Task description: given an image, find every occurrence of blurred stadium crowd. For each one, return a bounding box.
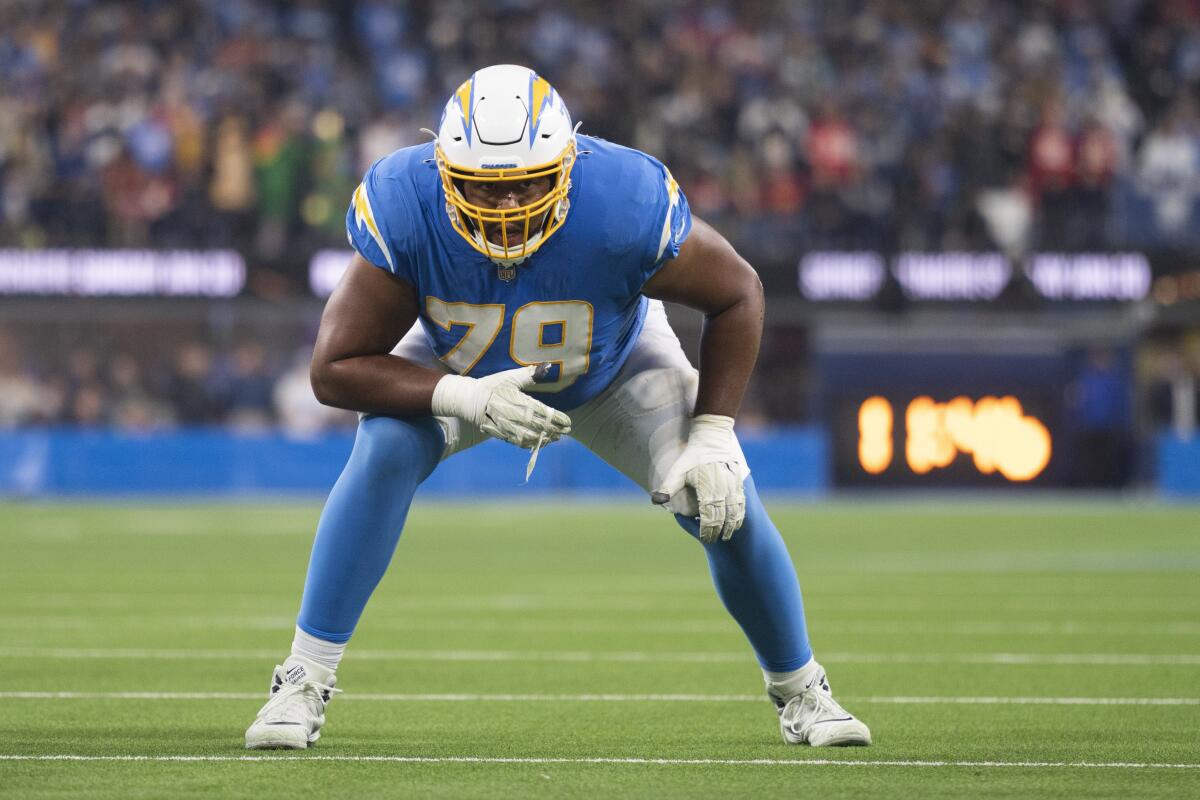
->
[0,322,816,432]
[1,0,1199,452]
[1,322,1196,439]
[6,0,1200,274]
[0,328,355,433]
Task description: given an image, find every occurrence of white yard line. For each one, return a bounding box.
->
[0,754,1197,769]
[822,621,1200,636]
[4,590,1194,615]
[1,647,1198,666]
[856,695,1200,706]
[0,592,704,612]
[3,617,1199,636]
[1,691,1198,706]
[0,617,737,634]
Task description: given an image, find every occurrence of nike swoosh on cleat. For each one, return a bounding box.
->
[810,717,854,725]
[263,722,304,726]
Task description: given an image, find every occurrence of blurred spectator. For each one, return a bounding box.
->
[1136,104,1199,236]
[63,347,104,425]
[225,342,277,431]
[167,342,223,425]
[274,346,354,436]
[108,353,173,431]
[1028,98,1075,250]
[1140,333,1200,440]
[302,109,357,241]
[252,103,309,261]
[805,99,860,247]
[0,331,47,427]
[1069,348,1132,487]
[976,174,1033,257]
[209,114,258,247]
[1073,116,1118,248]
[70,382,109,427]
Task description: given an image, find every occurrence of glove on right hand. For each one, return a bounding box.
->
[431,365,571,449]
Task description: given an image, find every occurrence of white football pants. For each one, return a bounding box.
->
[393,299,747,516]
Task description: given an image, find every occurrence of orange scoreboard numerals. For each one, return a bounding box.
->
[905,396,956,474]
[857,395,1052,482]
[965,396,1053,482]
[857,396,893,474]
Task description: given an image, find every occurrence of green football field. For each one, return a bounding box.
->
[1,498,1198,798]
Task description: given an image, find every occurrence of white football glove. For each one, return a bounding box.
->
[651,414,749,544]
[431,364,571,449]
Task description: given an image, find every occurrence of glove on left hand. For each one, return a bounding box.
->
[652,414,748,543]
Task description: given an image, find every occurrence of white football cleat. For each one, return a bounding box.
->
[245,656,340,750]
[770,664,871,747]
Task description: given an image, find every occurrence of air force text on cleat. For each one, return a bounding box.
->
[244,657,340,750]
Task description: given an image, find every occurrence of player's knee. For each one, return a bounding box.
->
[672,512,703,541]
[672,477,762,543]
[353,415,443,485]
[619,367,697,415]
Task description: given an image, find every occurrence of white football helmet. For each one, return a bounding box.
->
[434,64,577,265]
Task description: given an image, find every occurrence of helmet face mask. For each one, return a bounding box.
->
[436,143,575,262]
[434,65,577,265]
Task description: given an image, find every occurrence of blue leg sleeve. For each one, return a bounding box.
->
[675,477,813,672]
[296,414,444,643]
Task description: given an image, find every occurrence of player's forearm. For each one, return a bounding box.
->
[692,284,764,419]
[310,354,444,416]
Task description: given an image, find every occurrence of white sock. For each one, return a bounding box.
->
[763,657,820,702]
[290,626,346,675]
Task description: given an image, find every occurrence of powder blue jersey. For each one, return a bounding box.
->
[345,134,692,411]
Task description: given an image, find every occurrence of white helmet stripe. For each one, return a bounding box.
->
[435,65,577,266]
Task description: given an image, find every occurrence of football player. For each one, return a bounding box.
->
[245,64,870,750]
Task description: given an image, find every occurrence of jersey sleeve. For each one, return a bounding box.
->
[640,159,693,282]
[345,157,415,283]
